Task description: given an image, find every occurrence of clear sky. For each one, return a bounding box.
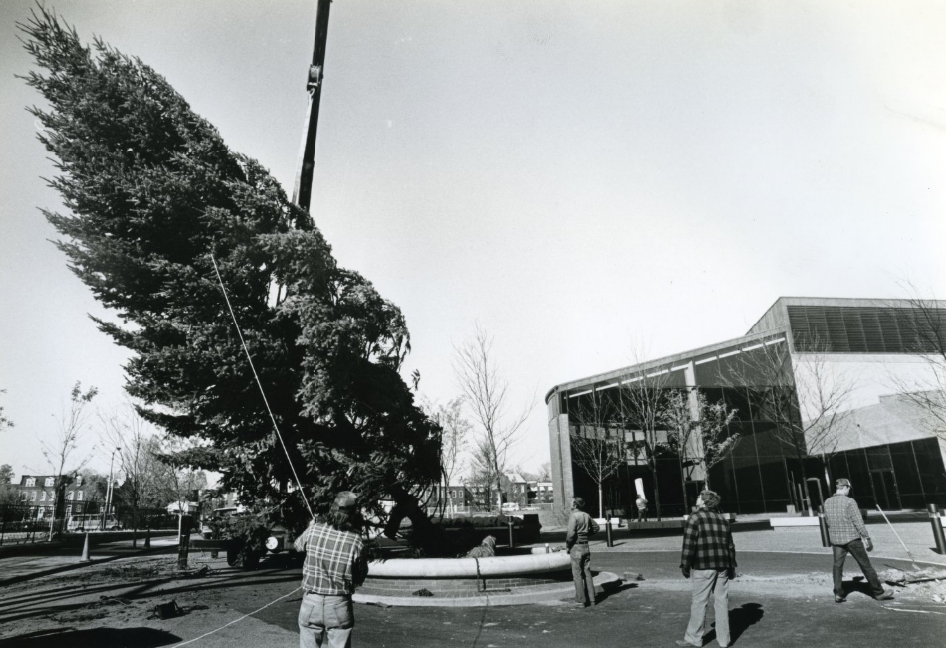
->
[1,1,945,480]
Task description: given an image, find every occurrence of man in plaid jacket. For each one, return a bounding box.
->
[294,491,368,648]
[676,489,736,648]
[824,478,894,602]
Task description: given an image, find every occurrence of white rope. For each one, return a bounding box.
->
[170,586,302,647]
[882,606,946,616]
[209,252,314,520]
[875,505,920,570]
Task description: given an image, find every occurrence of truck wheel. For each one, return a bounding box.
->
[226,547,260,569]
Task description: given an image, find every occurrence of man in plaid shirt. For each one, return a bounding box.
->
[677,489,736,648]
[824,478,893,602]
[294,491,368,648]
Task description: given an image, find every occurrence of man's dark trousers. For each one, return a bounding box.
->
[570,544,595,605]
[833,538,884,597]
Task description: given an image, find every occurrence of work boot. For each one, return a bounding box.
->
[835,594,846,603]
[874,588,895,601]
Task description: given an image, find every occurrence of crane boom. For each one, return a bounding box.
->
[292,0,333,214]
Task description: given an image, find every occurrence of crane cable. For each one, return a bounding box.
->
[209,252,315,520]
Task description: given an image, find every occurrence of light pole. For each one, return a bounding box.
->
[103,447,120,529]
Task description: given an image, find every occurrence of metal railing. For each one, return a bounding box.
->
[0,502,181,545]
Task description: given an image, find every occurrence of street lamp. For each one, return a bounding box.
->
[103,447,120,529]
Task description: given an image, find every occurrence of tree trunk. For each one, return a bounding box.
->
[598,483,603,519]
[678,455,689,514]
[651,463,662,521]
[799,460,813,516]
[384,487,449,556]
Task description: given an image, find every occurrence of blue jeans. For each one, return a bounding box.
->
[833,539,884,597]
[685,569,730,647]
[570,544,595,604]
[298,592,354,648]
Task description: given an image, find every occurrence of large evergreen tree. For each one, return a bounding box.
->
[20,8,441,533]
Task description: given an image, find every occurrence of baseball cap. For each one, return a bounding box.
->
[334,491,358,508]
[836,478,851,488]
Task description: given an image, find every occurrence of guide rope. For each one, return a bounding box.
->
[169,586,303,647]
[209,252,314,520]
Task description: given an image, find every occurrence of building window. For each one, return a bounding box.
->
[45,477,54,487]
[20,492,28,502]
[77,491,84,501]
[76,475,83,486]
[66,505,72,516]
[31,492,37,501]
[25,478,35,487]
[41,491,47,502]
[67,491,74,500]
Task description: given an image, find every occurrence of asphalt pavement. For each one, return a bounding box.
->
[1,521,945,647]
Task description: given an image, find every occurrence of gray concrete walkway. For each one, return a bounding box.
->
[0,534,182,585]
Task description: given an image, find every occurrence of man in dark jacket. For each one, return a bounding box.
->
[565,497,599,607]
[824,478,894,602]
[677,490,736,648]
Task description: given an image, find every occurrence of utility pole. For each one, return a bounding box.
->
[103,447,119,529]
[292,0,334,213]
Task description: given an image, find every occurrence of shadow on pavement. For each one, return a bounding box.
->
[707,602,764,645]
[596,581,638,604]
[0,627,180,647]
[840,577,886,599]
[0,567,299,625]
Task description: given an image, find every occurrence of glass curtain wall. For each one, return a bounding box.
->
[694,341,797,514]
[827,438,946,510]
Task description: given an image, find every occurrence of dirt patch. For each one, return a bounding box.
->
[878,567,946,603]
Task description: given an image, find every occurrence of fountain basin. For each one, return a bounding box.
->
[354,548,621,606]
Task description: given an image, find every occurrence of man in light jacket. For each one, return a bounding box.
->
[565,497,599,607]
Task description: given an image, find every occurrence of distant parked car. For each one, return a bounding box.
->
[200,506,243,539]
[501,502,520,512]
[68,514,121,532]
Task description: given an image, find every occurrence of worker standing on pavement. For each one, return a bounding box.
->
[294,491,369,648]
[823,478,894,602]
[565,497,599,607]
[677,490,736,648]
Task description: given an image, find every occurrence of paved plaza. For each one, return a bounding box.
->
[1,521,944,647]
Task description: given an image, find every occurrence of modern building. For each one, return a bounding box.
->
[547,297,946,517]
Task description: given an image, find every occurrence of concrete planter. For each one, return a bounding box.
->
[367,548,570,578]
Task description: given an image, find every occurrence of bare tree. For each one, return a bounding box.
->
[0,389,13,431]
[569,387,626,517]
[0,392,14,506]
[660,389,739,505]
[0,464,17,506]
[41,382,97,533]
[152,437,208,533]
[100,405,166,545]
[424,397,471,516]
[454,325,532,511]
[794,346,856,486]
[616,367,672,520]
[887,286,946,441]
[730,339,854,515]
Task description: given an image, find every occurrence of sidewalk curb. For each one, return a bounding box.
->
[354,571,621,607]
